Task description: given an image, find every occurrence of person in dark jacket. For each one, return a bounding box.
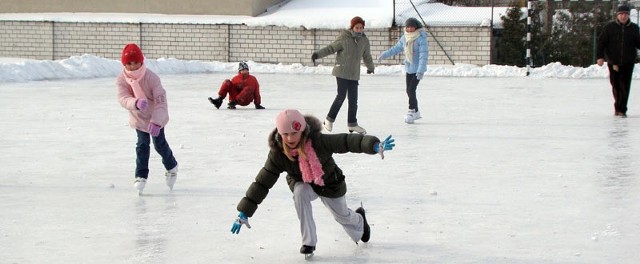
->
[230,109,395,256]
[597,4,640,117]
[311,16,375,134]
[208,62,265,110]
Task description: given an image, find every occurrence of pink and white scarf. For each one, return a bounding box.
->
[290,140,325,186]
[123,64,147,100]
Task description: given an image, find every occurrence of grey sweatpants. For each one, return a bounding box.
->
[293,182,364,247]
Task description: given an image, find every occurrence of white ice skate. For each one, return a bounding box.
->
[404,109,422,124]
[348,125,367,134]
[323,118,333,132]
[134,177,147,195]
[165,165,178,190]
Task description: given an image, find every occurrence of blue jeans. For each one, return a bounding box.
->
[326,77,359,126]
[135,128,178,178]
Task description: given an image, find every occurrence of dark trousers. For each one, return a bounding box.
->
[135,128,178,178]
[405,73,421,111]
[608,63,634,114]
[327,77,359,126]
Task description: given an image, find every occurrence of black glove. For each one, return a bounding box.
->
[311,53,318,63]
[367,69,374,74]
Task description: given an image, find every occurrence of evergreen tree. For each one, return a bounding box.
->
[544,1,612,66]
[499,2,526,66]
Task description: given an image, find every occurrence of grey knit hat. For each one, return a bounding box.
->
[405,17,423,29]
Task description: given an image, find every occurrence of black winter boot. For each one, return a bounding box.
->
[227,101,237,109]
[208,97,223,109]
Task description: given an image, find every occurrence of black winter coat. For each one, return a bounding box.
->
[236,115,380,217]
[597,19,640,65]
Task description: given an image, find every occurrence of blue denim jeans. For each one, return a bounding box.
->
[135,128,178,178]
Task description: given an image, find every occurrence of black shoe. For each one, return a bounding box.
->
[227,102,237,109]
[355,207,370,243]
[208,97,223,109]
[299,245,315,254]
[615,112,627,118]
[255,104,265,109]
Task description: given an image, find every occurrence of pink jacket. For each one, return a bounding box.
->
[116,69,169,132]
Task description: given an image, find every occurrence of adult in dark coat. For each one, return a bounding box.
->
[230,109,395,256]
[597,5,640,117]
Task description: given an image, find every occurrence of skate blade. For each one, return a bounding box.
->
[304,253,314,260]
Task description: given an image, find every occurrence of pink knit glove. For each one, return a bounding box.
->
[136,98,148,111]
[148,123,161,137]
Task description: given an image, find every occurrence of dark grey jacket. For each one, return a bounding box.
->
[236,115,380,217]
[314,29,375,81]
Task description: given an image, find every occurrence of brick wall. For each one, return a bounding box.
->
[0,21,492,66]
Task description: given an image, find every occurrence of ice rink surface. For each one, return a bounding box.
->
[1,73,639,263]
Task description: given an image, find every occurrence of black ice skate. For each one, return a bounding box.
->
[355,207,370,243]
[300,245,315,259]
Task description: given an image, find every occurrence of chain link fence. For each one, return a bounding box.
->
[392,0,636,67]
[392,0,509,65]
[393,0,503,27]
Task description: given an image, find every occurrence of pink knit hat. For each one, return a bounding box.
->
[275,109,306,134]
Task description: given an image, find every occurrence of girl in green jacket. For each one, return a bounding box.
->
[312,16,375,134]
[230,109,394,257]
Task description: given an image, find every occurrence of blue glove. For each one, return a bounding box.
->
[416,72,424,80]
[231,211,251,234]
[373,135,395,159]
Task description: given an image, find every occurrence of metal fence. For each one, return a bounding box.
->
[393,0,504,27]
[393,0,635,67]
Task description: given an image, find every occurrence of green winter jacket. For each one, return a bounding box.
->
[236,115,380,217]
[314,29,375,81]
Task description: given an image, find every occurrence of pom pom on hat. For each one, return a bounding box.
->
[617,5,631,13]
[238,61,249,72]
[350,16,365,29]
[275,109,307,134]
[121,43,144,65]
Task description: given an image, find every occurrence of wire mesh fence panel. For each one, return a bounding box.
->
[391,0,634,67]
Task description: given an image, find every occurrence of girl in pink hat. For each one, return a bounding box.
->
[116,43,179,195]
[230,109,395,258]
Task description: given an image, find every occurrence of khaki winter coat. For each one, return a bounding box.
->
[314,29,375,81]
[236,115,381,217]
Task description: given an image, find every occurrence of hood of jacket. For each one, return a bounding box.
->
[341,29,366,40]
